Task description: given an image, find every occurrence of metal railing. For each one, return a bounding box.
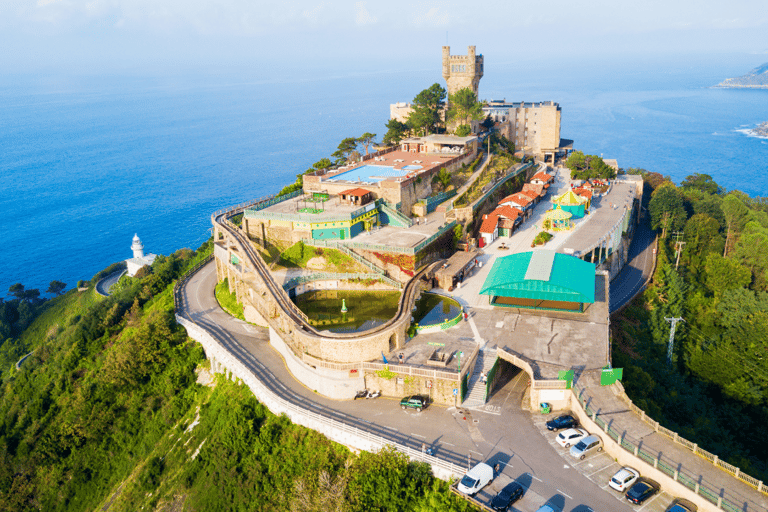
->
[574,381,766,511]
[175,313,465,481]
[282,272,401,291]
[380,203,413,227]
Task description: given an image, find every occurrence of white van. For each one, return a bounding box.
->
[457,462,494,495]
[569,434,603,460]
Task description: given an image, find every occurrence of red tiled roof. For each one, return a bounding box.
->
[499,193,532,208]
[532,172,552,182]
[479,213,499,234]
[493,205,522,220]
[573,187,593,199]
[523,183,545,196]
[340,187,372,197]
[520,189,539,200]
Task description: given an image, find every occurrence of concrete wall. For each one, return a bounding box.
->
[176,314,464,481]
[566,388,721,512]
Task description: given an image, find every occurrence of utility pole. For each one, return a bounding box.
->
[672,232,686,270]
[664,317,684,366]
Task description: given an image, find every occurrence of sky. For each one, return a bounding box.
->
[1,0,767,76]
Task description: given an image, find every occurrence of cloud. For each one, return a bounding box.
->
[411,6,450,28]
[355,2,376,26]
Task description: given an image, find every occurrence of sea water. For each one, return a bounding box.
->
[1,57,766,293]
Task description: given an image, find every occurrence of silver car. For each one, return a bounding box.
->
[569,434,603,460]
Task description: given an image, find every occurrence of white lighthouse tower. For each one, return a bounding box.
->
[126,233,157,277]
[131,233,144,259]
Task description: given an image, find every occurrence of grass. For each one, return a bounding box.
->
[18,287,99,350]
[276,242,367,272]
[215,278,245,320]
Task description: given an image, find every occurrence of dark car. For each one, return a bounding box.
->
[490,482,525,511]
[626,478,660,504]
[400,395,429,411]
[545,414,577,431]
[665,498,697,512]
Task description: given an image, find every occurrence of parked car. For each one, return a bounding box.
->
[490,481,525,511]
[556,428,588,448]
[569,434,603,460]
[609,466,639,492]
[400,395,429,411]
[546,414,577,431]
[626,478,660,504]
[665,498,697,512]
[457,462,494,495]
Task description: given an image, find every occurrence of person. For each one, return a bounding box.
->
[399,353,404,364]
[480,371,487,383]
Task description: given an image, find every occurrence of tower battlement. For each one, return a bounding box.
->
[441,45,484,97]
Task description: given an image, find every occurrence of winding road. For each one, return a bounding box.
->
[180,259,637,512]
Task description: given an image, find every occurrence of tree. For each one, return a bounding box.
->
[454,124,471,137]
[684,214,723,259]
[431,168,452,192]
[681,173,723,195]
[480,115,495,130]
[732,222,768,289]
[7,283,24,301]
[382,119,409,146]
[649,183,687,238]
[331,137,359,165]
[721,194,750,256]
[357,133,377,156]
[313,158,332,171]
[446,88,483,131]
[408,83,446,135]
[47,281,66,296]
[703,253,751,300]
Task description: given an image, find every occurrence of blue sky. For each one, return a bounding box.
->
[2,0,767,74]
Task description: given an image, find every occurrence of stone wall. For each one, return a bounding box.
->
[176,314,465,481]
[364,371,459,406]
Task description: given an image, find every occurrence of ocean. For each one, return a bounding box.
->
[1,55,767,294]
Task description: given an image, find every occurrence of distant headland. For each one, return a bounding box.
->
[715,62,768,88]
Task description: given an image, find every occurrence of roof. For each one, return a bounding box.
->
[545,207,573,220]
[506,193,533,207]
[522,183,545,196]
[520,189,539,201]
[573,187,593,199]
[479,213,500,234]
[401,134,478,145]
[480,251,596,304]
[435,251,479,278]
[554,189,587,206]
[532,171,552,182]
[340,188,372,197]
[493,205,522,220]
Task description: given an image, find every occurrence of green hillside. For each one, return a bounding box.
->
[0,240,475,512]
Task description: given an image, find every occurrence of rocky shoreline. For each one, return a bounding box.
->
[750,122,768,138]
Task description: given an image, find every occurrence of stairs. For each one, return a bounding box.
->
[379,204,413,228]
[461,348,497,408]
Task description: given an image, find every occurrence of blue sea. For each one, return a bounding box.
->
[1,55,767,294]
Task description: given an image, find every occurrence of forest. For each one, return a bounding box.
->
[0,240,476,511]
[613,170,768,482]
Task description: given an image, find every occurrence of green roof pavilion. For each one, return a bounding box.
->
[480,251,596,311]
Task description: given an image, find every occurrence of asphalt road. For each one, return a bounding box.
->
[182,262,644,512]
[609,218,656,313]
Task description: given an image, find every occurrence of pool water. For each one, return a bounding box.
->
[327,164,408,182]
[412,293,462,326]
[293,289,401,333]
[402,164,422,171]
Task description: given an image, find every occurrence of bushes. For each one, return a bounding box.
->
[532,231,553,247]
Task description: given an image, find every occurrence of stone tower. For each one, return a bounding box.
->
[131,233,145,259]
[441,46,484,97]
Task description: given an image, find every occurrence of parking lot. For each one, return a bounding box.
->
[531,414,677,512]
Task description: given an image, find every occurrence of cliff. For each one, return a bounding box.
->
[715,62,768,88]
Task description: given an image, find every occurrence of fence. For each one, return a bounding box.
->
[282,272,401,291]
[305,221,457,256]
[574,381,766,511]
[614,382,766,495]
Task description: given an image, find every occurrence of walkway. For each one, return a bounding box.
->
[179,260,635,512]
[95,269,125,296]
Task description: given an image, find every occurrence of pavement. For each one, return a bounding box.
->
[95,269,125,296]
[181,261,637,512]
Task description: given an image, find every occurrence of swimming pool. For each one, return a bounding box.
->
[327,164,408,182]
[402,164,422,171]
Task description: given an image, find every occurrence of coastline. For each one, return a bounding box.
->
[735,122,768,140]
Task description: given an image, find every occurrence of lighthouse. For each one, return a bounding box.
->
[126,233,157,277]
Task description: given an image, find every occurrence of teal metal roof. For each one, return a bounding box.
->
[480,251,595,303]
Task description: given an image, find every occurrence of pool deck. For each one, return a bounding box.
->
[321,149,458,185]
